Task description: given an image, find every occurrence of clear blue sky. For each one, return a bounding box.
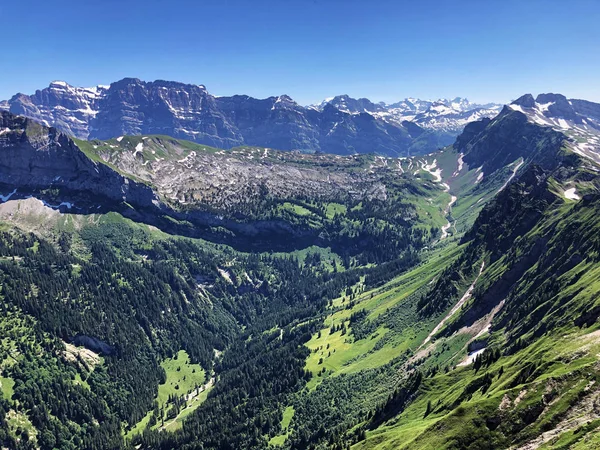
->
[1,0,599,105]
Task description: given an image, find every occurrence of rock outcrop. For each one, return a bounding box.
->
[0,111,156,207]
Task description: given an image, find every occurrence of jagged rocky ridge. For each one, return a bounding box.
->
[2,91,599,248]
[508,93,600,164]
[0,79,445,157]
[0,79,510,157]
[0,111,156,207]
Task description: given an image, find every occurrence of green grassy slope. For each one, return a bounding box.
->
[348,152,600,449]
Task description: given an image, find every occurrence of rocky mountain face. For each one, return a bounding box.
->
[1,91,597,242]
[456,106,567,176]
[0,111,156,207]
[0,81,107,139]
[508,93,600,164]
[76,135,391,214]
[1,79,444,157]
[449,93,600,183]
[311,95,387,114]
[2,91,600,449]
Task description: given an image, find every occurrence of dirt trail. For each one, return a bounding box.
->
[497,159,524,194]
[160,374,216,431]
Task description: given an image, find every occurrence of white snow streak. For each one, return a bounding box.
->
[564,187,580,200]
[458,348,487,367]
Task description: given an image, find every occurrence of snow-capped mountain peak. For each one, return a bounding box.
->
[508,93,600,164]
[313,95,503,133]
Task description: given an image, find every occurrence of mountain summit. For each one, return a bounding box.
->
[507,93,600,164]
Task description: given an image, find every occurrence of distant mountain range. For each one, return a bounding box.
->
[311,95,502,134]
[0,78,501,157]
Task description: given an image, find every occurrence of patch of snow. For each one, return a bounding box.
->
[509,104,526,114]
[133,142,144,157]
[217,268,233,284]
[452,153,464,177]
[430,168,443,182]
[41,200,74,210]
[448,195,457,208]
[76,105,98,116]
[422,159,443,182]
[531,114,554,127]
[458,348,487,367]
[476,172,484,183]
[50,80,69,87]
[441,222,452,240]
[178,151,196,163]
[537,102,554,112]
[564,187,580,200]
[440,195,457,240]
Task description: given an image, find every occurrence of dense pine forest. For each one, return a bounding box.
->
[0,206,430,449]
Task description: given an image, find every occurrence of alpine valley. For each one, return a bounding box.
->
[0,87,600,450]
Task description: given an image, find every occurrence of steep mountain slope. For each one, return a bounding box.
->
[340,98,600,449]
[0,111,157,206]
[2,79,439,157]
[354,170,600,449]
